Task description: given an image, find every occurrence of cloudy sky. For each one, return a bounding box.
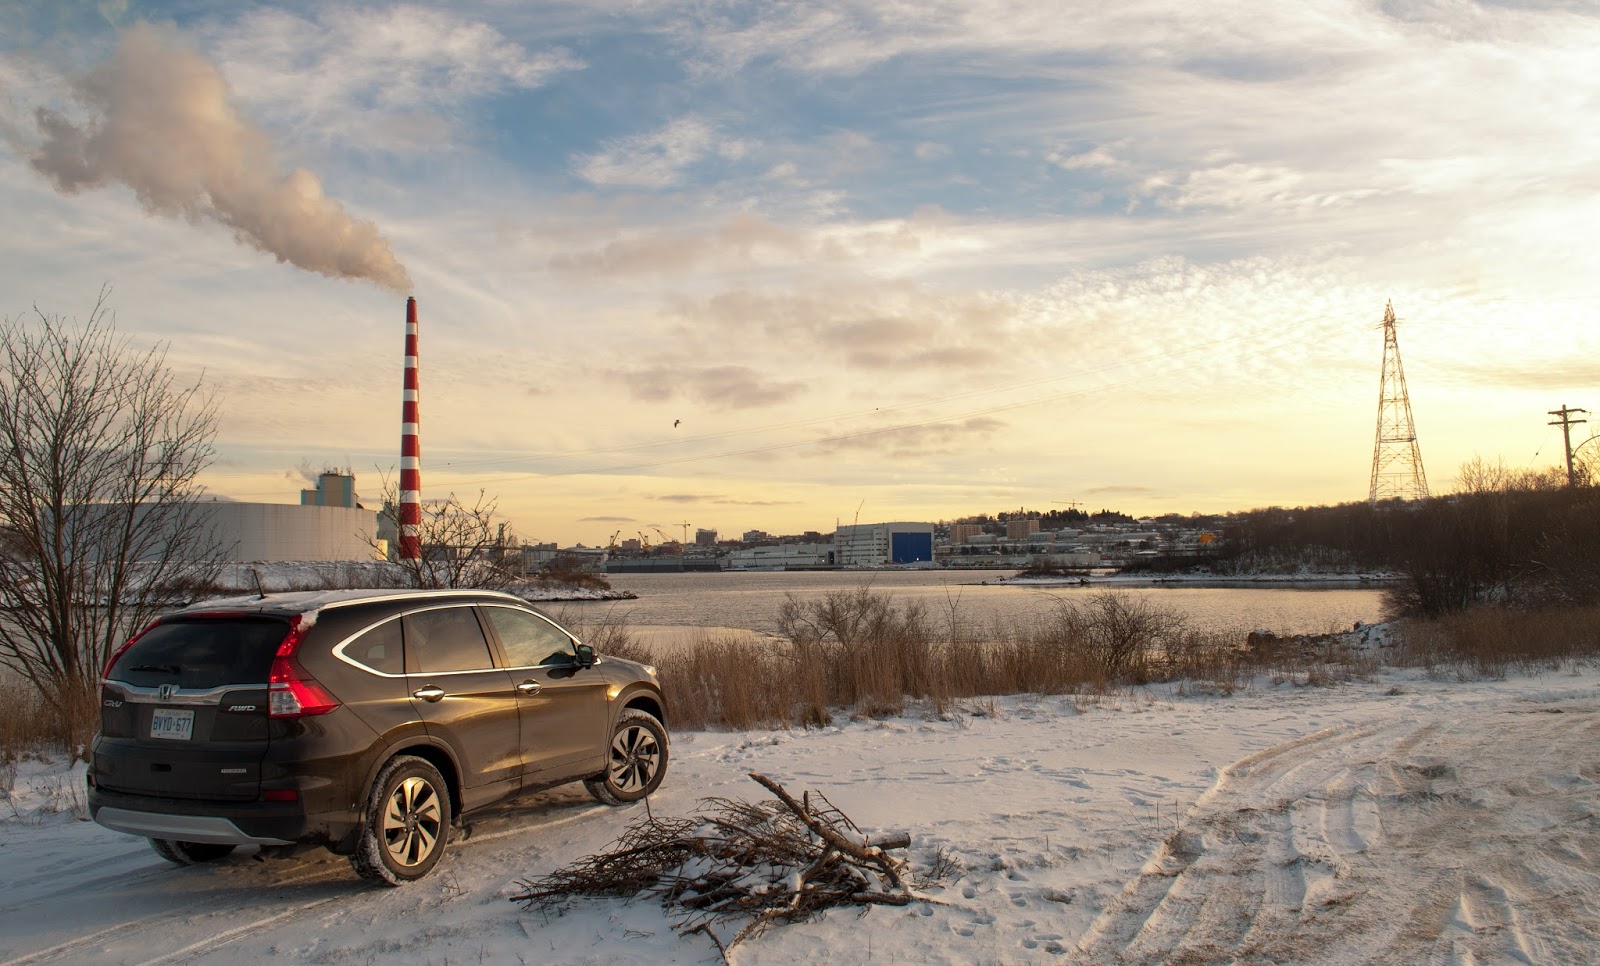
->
[2,0,1596,546]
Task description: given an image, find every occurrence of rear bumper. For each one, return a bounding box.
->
[88,786,359,849]
[92,806,293,846]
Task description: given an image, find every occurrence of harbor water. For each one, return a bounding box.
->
[551,570,1390,647]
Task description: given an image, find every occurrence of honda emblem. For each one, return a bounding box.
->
[158,683,176,701]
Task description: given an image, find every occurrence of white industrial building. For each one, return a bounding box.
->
[834,522,936,567]
[725,542,835,570]
[202,502,379,562]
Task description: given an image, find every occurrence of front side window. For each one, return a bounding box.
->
[483,607,578,668]
[403,607,495,673]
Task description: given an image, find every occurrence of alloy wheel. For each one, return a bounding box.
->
[381,776,443,867]
[608,724,662,793]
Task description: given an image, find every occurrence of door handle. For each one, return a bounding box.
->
[516,680,542,696]
[412,686,446,702]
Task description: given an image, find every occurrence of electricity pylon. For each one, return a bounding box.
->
[1368,300,1429,503]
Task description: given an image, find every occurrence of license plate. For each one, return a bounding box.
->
[150,708,195,741]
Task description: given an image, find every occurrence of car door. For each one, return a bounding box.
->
[479,605,610,780]
[402,605,521,793]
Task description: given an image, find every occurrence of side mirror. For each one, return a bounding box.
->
[574,643,596,667]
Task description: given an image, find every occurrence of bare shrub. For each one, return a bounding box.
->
[546,606,647,664]
[0,680,56,761]
[0,293,222,752]
[569,589,1399,733]
[1391,605,1600,679]
[776,588,938,721]
[533,556,612,592]
[649,637,798,732]
[367,474,521,590]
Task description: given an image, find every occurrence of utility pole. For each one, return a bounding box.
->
[1549,404,1589,487]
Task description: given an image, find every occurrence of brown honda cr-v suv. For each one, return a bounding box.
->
[88,589,668,885]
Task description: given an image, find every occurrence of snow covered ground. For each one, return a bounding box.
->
[3,663,1598,964]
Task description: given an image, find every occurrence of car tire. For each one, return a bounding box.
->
[149,839,237,865]
[583,709,669,805]
[350,755,452,886]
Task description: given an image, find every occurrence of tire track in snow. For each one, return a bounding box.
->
[0,795,617,965]
[1074,700,1600,964]
[0,860,350,966]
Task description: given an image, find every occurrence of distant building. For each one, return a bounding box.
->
[203,472,376,561]
[726,541,834,570]
[834,522,936,567]
[300,471,357,509]
[1005,519,1040,540]
[951,524,984,544]
[202,501,378,562]
[695,528,718,546]
[742,529,771,543]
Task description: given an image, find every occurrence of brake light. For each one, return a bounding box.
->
[262,788,299,802]
[103,619,162,679]
[268,617,339,718]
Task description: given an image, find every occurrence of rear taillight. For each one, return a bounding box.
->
[103,619,162,679]
[268,617,339,718]
[262,788,299,802]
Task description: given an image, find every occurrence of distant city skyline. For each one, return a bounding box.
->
[2,1,1596,547]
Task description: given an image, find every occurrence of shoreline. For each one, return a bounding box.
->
[995,572,1401,588]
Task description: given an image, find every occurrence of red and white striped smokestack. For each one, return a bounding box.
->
[398,297,422,561]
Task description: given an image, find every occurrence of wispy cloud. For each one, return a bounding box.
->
[626,364,805,409]
[4,0,1598,542]
[208,5,582,152]
[574,117,746,188]
[549,212,807,277]
[813,416,1007,456]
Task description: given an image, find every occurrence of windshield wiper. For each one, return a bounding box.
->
[129,664,181,674]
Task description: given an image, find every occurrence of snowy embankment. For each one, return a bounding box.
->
[3,665,1598,964]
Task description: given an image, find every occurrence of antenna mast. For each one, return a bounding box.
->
[1368,300,1429,504]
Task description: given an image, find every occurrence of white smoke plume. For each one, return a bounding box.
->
[30,22,411,293]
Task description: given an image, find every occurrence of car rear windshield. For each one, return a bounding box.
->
[109,616,291,690]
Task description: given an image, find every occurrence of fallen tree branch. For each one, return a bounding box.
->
[748,772,908,890]
[510,774,920,955]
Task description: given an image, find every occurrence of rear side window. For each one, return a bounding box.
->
[483,607,577,668]
[403,608,495,673]
[344,618,404,675]
[109,617,290,689]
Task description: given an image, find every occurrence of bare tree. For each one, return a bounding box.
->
[369,474,520,590]
[0,290,222,748]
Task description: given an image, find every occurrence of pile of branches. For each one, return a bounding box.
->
[510,773,913,956]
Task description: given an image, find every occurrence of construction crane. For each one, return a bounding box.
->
[637,531,651,554]
[606,530,621,552]
[677,521,693,543]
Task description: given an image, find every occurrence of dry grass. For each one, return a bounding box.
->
[1395,604,1600,679]
[591,590,1286,732]
[9,591,1597,755]
[0,680,72,764]
[595,594,1600,733]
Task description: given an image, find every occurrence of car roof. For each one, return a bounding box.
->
[170,588,536,624]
